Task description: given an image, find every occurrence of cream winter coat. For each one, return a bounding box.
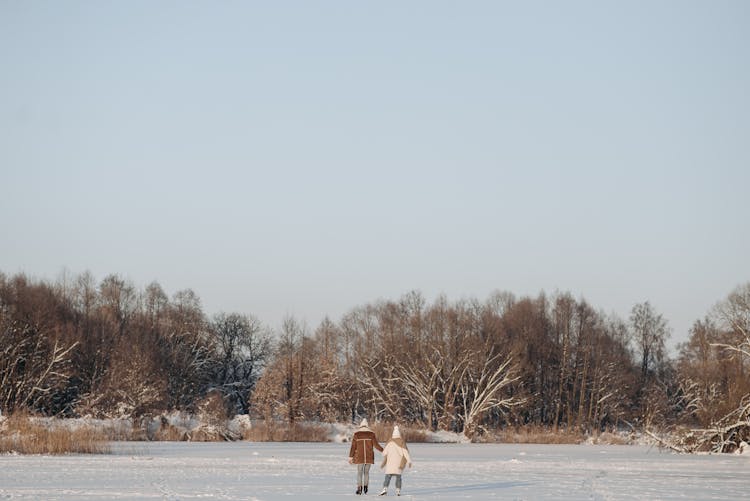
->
[380,438,411,475]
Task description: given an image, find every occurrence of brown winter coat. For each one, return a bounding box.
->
[348,429,383,464]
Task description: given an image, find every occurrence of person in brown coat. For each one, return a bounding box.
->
[348,418,383,495]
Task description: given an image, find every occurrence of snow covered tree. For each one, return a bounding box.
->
[711,283,750,361]
[698,283,750,452]
[0,318,78,414]
[209,312,271,414]
[456,349,520,438]
[0,275,79,414]
[666,284,750,453]
[676,318,727,426]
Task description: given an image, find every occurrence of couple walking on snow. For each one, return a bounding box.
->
[348,418,412,496]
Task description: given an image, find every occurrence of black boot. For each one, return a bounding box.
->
[356,486,362,495]
[364,485,368,494]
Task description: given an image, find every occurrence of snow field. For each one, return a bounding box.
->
[1,443,748,500]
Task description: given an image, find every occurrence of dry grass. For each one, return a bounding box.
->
[242,420,274,441]
[152,418,190,441]
[370,421,391,442]
[243,421,330,442]
[243,421,626,445]
[371,422,430,443]
[484,426,585,444]
[0,413,110,454]
[285,422,330,442]
[401,427,429,443]
[98,419,138,441]
[588,431,630,445]
[1,413,627,448]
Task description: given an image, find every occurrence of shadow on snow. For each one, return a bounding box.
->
[408,481,532,496]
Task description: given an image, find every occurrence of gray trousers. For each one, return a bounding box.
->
[357,464,371,486]
[382,473,402,489]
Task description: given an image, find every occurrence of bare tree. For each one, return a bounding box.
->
[456,349,520,438]
[357,353,407,421]
[305,318,353,422]
[693,283,750,452]
[395,347,446,429]
[280,315,301,424]
[661,284,750,453]
[676,318,727,425]
[552,293,575,430]
[98,274,136,337]
[630,301,670,382]
[210,312,271,414]
[711,283,750,358]
[144,281,168,327]
[0,317,78,414]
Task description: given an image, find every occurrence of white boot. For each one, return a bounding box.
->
[379,487,387,496]
[396,488,401,496]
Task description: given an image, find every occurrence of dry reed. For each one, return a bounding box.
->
[372,422,430,443]
[0,413,110,455]
[484,425,585,444]
[242,421,330,442]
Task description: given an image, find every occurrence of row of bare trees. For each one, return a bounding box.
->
[2,269,748,444]
[251,291,675,437]
[0,271,270,418]
[672,283,750,452]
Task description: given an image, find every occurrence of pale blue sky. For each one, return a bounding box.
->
[1,1,748,348]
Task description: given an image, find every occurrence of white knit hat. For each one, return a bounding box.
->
[359,418,369,428]
[392,425,401,439]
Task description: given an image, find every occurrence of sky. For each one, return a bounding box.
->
[1,1,748,350]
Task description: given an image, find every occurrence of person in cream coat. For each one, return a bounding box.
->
[379,425,412,496]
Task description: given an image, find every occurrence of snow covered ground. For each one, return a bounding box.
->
[1,442,748,500]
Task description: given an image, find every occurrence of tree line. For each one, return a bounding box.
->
[1,270,748,442]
